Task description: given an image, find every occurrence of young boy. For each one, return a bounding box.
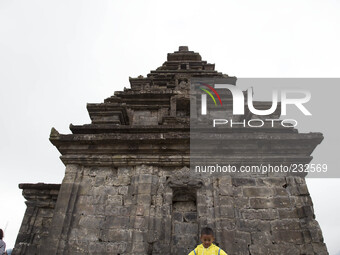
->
[189,227,228,255]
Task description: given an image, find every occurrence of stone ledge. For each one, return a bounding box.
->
[19,183,61,190]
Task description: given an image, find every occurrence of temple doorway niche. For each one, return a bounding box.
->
[176,97,190,117]
[171,188,199,255]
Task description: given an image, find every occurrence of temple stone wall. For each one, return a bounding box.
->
[35,165,327,255]
[12,183,60,255]
[213,175,327,254]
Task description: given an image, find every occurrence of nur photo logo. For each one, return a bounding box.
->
[195,81,312,128]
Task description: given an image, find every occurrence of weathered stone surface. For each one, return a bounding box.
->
[13,47,328,255]
[12,183,60,255]
[243,187,275,197]
[241,208,278,220]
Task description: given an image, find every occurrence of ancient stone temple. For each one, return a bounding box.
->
[13,47,328,254]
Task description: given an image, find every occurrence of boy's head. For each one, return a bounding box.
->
[0,228,3,240]
[200,227,214,248]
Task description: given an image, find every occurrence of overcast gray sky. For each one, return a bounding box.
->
[0,0,339,253]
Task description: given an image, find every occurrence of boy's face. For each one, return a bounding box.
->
[200,234,214,248]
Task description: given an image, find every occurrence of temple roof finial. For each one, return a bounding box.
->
[179,46,189,51]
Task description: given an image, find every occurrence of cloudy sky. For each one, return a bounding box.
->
[0,0,339,253]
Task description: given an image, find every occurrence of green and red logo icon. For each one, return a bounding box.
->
[198,82,223,106]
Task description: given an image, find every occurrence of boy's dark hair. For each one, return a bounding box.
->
[0,228,3,239]
[201,227,214,236]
